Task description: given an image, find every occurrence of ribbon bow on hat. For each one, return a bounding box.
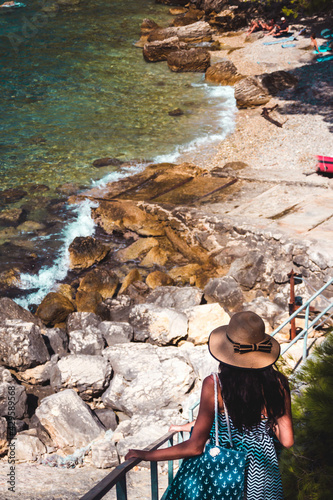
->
[226,334,272,354]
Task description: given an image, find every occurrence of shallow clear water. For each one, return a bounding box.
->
[0,0,236,302]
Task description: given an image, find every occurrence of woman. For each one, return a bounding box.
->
[125,311,294,499]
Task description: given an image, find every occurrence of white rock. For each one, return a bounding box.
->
[185,303,230,345]
[68,328,105,355]
[50,354,112,399]
[129,304,188,345]
[15,433,46,462]
[146,286,203,310]
[91,436,118,469]
[35,389,105,449]
[99,322,133,345]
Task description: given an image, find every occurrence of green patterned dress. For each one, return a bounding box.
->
[163,412,284,500]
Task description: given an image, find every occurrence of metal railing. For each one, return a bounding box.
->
[271,276,333,362]
[81,277,333,500]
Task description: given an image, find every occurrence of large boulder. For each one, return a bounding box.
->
[0,367,27,419]
[204,276,244,312]
[129,304,188,345]
[185,303,229,344]
[146,286,203,309]
[234,76,270,108]
[148,20,212,43]
[78,268,119,300]
[92,200,164,237]
[103,296,133,322]
[68,328,105,355]
[116,237,159,262]
[167,48,210,72]
[36,292,75,326]
[140,18,161,36]
[260,70,299,96]
[75,290,103,314]
[91,435,118,469]
[0,297,43,327]
[35,389,105,449]
[102,344,195,415]
[205,60,243,85]
[0,320,50,370]
[99,322,133,346]
[68,236,109,271]
[143,37,188,62]
[67,312,101,332]
[50,354,112,399]
[209,8,247,32]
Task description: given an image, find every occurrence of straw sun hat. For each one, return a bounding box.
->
[208,311,280,369]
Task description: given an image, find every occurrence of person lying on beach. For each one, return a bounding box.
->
[0,1,16,6]
[247,18,275,36]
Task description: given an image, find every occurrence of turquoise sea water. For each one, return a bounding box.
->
[0,0,236,304]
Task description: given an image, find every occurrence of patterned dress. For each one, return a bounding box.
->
[163,413,284,500]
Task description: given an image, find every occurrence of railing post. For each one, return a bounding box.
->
[303,304,310,361]
[168,436,174,486]
[150,461,158,500]
[116,476,127,500]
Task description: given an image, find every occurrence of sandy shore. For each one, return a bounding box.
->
[207,27,332,186]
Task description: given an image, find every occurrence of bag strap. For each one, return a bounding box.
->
[212,373,234,449]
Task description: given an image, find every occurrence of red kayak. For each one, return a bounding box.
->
[316,155,333,173]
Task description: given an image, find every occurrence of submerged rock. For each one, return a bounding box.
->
[205,60,243,85]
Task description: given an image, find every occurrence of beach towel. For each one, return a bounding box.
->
[263,28,305,45]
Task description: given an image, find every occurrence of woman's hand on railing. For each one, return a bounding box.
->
[125,449,143,460]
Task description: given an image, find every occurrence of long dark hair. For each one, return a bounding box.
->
[218,363,289,430]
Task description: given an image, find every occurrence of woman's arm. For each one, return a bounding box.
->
[125,376,215,461]
[274,387,294,448]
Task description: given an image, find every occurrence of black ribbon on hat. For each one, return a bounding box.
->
[227,334,272,354]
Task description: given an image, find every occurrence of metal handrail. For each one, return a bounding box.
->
[80,431,177,500]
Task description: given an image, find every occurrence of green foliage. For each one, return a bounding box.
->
[280,332,333,499]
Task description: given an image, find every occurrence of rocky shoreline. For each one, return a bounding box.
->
[0,0,333,497]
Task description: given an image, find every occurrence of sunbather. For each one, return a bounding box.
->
[273,17,290,36]
[247,18,275,36]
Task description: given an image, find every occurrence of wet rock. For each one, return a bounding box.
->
[140,18,161,36]
[35,389,105,450]
[27,135,47,145]
[146,286,203,309]
[94,408,117,431]
[0,417,7,455]
[204,276,244,312]
[0,367,27,419]
[15,433,46,462]
[143,37,188,62]
[78,268,119,300]
[116,237,159,262]
[234,76,270,108]
[167,48,210,72]
[99,322,134,346]
[118,269,142,295]
[0,297,43,327]
[42,327,69,358]
[68,236,110,271]
[205,60,243,85]
[92,157,124,168]
[168,107,184,116]
[146,270,174,289]
[56,182,80,196]
[185,303,229,344]
[0,208,26,227]
[91,437,118,469]
[0,188,27,206]
[0,320,50,370]
[75,290,103,315]
[102,344,194,415]
[50,354,111,400]
[0,268,21,291]
[129,304,188,345]
[36,292,75,326]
